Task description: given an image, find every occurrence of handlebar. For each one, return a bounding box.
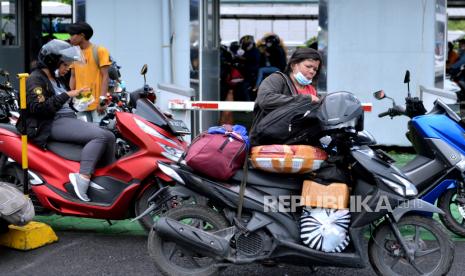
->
[378,105,406,118]
[378,111,390,118]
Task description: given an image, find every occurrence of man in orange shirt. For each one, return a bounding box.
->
[67,22,111,122]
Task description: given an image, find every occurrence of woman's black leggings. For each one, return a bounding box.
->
[50,115,116,174]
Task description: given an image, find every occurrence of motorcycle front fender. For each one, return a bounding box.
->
[391,198,444,222]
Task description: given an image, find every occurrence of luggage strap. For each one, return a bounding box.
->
[236,150,248,221]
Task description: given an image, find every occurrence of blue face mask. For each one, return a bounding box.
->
[294,71,312,86]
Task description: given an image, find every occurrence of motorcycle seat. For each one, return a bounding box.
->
[47,141,83,162]
[400,155,446,192]
[0,123,83,161]
[231,167,304,191]
[176,161,304,191]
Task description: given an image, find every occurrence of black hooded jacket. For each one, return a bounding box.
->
[16,69,70,148]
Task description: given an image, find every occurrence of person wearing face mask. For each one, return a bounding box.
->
[249,48,322,145]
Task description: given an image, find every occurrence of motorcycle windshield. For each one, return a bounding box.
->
[134,98,170,129]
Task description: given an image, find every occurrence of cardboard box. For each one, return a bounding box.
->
[301,180,349,209]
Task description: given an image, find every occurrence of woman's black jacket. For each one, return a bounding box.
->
[249,72,313,145]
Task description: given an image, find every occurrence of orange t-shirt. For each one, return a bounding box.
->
[72,44,111,110]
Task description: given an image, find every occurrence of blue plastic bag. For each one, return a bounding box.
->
[208,124,250,149]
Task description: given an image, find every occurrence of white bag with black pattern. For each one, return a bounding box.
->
[300,207,350,252]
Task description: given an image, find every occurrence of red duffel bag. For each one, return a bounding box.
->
[184,126,247,181]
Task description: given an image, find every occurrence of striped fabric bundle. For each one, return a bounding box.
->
[300,207,351,253]
[250,145,327,174]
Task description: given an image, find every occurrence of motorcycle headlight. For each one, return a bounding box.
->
[134,118,178,147]
[157,142,184,162]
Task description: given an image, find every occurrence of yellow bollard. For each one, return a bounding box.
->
[0,73,58,250]
[17,73,29,195]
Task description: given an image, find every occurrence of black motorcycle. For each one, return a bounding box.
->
[0,69,19,124]
[140,90,454,276]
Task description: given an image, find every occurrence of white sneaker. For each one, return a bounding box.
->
[69,173,90,202]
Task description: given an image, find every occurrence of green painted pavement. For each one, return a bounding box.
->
[34,215,146,236]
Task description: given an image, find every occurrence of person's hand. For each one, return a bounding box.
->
[67,87,90,98]
[311,94,320,102]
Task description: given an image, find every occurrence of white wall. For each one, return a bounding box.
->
[327,0,436,146]
[171,0,191,88]
[85,0,190,96]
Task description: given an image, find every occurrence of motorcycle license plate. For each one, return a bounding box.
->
[168,119,190,135]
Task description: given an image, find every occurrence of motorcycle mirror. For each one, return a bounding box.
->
[404,70,410,84]
[140,64,148,75]
[374,89,396,106]
[140,64,148,86]
[373,90,386,100]
[404,70,411,97]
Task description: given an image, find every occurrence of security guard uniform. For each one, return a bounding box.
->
[16,68,70,148]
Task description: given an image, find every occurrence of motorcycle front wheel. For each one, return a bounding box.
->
[437,188,465,237]
[369,215,454,276]
[147,205,228,276]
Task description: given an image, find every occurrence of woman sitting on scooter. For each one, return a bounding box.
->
[16,39,115,202]
[249,47,322,145]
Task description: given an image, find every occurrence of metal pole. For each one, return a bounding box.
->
[17,73,29,195]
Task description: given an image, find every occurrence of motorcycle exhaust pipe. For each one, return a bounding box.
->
[155,217,230,258]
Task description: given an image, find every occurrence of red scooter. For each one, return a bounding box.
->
[0,65,190,230]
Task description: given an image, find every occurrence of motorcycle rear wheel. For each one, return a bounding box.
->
[147,205,228,276]
[437,188,465,236]
[369,215,454,276]
[135,183,200,232]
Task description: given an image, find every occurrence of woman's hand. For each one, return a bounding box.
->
[311,94,320,102]
[67,87,90,98]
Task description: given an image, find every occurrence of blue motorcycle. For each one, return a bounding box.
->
[376,70,465,236]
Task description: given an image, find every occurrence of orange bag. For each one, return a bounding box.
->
[300,180,350,209]
[250,145,327,174]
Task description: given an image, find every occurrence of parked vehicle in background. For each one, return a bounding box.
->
[376,71,465,237]
[0,69,19,124]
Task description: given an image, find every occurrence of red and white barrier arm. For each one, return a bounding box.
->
[169,100,372,112]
